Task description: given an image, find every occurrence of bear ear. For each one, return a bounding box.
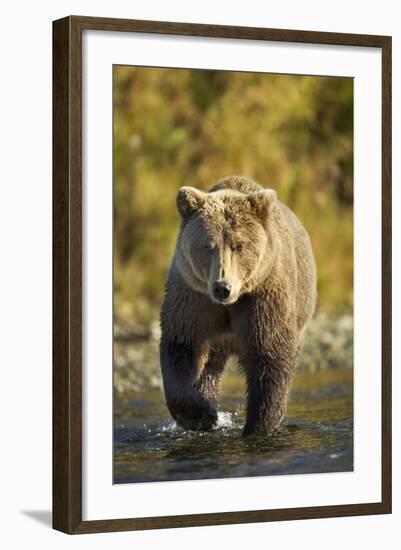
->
[246,189,277,222]
[176,187,206,220]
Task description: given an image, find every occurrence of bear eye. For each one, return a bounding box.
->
[203,243,214,252]
[233,244,243,253]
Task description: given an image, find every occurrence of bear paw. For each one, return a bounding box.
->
[168,393,218,432]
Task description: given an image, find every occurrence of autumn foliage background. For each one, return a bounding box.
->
[113,66,353,326]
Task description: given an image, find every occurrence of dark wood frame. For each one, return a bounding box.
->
[53,15,392,534]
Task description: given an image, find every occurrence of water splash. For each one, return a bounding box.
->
[158,411,235,434]
[160,419,178,433]
[217,411,234,428]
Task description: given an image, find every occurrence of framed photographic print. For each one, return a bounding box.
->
[53,16,392,534]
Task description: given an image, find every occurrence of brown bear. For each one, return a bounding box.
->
[160,175,317,436]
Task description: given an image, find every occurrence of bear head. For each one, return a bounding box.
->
[175,185,277,304]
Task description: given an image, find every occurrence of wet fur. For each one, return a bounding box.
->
[160,176,317,435]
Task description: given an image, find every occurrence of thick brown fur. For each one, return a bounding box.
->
[160,176,317,435]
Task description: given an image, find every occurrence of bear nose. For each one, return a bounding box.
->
[212,281,232,301]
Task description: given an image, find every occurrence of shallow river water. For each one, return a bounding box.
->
[114,368,353,484]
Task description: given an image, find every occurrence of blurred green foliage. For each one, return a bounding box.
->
[114,67,353,324]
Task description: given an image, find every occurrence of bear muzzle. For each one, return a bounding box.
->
[212,281,232,302]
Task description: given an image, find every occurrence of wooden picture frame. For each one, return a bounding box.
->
[53,15,392,534]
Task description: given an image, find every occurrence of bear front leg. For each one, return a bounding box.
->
[194,346,228,408]
[160,338,218,431]
[230,293,300,436]
[242,350,295,436]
